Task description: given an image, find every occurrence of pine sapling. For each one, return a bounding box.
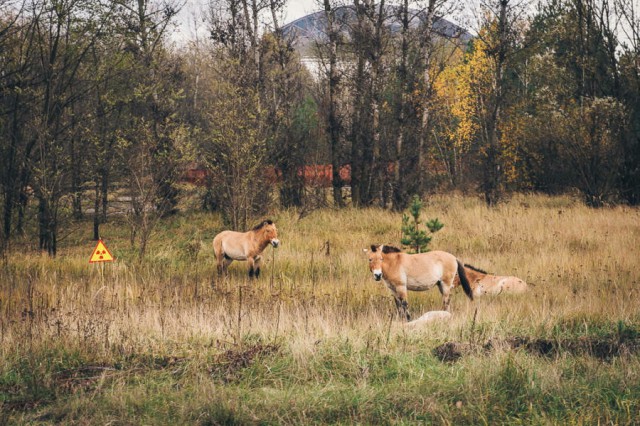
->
[400,195,444,253]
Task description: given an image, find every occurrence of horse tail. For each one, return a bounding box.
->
[457,260,474,300]
[212,234,222,260]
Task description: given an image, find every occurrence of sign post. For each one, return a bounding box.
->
[89,239,114,281]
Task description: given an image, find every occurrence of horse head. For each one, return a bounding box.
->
[365,245,403,281]
[255,219,280,248]
[366,244,384,281]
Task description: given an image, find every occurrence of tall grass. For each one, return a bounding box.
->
[1,194,639,424]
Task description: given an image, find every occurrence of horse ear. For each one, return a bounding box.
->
[370,244,378,252]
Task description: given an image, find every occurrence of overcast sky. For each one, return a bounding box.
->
[173,0,321,43]
[171,0,482,44]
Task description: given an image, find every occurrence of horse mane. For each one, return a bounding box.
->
[370,244,402,253]
[252,219,274,231]
[464,263,489,274]
[381,245,402,254]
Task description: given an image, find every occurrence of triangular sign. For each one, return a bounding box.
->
[89,240,114,263]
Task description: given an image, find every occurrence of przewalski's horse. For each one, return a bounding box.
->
[454,264,529,297]
[365,245,473,320]
[213,220,280,278]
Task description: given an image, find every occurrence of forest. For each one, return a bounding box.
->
[1,0,639,256]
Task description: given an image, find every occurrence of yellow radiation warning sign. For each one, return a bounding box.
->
[89,240,114,263]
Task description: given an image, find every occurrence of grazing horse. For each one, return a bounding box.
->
[213,220,280,278]
[365,245,473,320]
[454,264,529,297]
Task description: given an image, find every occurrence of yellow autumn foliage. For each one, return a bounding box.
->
[434,24,534,189]
[434,34,495,154]
[499,112,532,188]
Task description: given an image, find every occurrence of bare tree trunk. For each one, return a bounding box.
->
[323,0,344,207]
[242,0,261,86]
[484,0,508,206]
[418,0,438,194]
[16,166,30,236]
[393,0,409,210]
[369,0,385,206]
[93,178,100,240]
[70,132,83,220]
[2,93,21,241]
[353,0,385,206]
[101,168,109,223]
[351,1,368,206]
[350,64,364,207]
[37,195,57,256]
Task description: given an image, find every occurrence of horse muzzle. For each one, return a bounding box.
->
[373,270,383,281]
[271,239,280,248]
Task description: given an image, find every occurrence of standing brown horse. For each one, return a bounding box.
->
[454,264,528,297]
[213,220,280,278]
[365,245,473,320]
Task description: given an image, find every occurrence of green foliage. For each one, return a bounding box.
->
[425,217,444,234]
[400,195,443,253]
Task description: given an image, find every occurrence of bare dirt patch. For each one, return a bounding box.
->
[209,342,280,383]
[433,335,640,362]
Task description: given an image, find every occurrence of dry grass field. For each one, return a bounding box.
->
[1,193,639,424]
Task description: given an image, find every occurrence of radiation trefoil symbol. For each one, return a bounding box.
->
[89,240,114,263]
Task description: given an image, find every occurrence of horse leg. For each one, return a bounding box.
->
[393,296,403,315]
[216,257,225,276]
[254,255,263,278]
[214,248,223,276]
[393,286,411,321]
[218,256,232,277]
[247,257,256,279]
[437,280,452,312]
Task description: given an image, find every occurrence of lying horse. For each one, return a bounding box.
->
[405,310,452,329]
[365,245,473,320]
[454,264,528,297]
[213,220,280,278]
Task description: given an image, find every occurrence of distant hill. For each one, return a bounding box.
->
[282,6,472,55]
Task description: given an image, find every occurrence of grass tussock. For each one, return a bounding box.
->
[1,193,639,424]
